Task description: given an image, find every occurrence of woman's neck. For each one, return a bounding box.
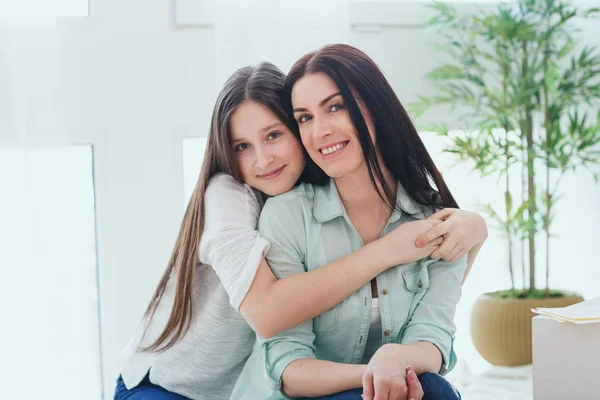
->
[334,163,397,221]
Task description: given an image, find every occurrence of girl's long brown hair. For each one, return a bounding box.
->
[141,63,298,352]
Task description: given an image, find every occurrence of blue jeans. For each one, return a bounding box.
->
[113,375,190,400]
[312,373,461,400]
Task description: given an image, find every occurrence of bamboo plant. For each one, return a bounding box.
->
[412,0,600,297]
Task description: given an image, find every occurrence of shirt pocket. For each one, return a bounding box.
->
[313,303,342,334]
[402,265,430,295]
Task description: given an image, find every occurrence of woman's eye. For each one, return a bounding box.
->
[297,114,312,124]
[267,131,281,140]
[330,103,344,112]
[235,143,249,151]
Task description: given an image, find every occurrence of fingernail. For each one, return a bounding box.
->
[416,240,423,247]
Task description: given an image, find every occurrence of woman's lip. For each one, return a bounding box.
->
[259,166,285,180]
[320,141,350,159]
[318,140,349,152]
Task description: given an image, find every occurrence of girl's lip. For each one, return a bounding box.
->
[259,166,285,180]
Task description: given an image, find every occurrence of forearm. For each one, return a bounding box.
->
[241,240,393,338]
[282,359,366,398]
[389,342,443,375]
[462,239,484,285]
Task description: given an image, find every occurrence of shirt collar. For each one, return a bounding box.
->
[313,178,429,223]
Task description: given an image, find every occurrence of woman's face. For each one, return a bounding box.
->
[291,72,376,179]
[229,100,305,196]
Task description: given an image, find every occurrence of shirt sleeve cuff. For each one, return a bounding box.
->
[401,323,457,375]
[261,339,317,395]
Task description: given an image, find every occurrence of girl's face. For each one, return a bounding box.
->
[229,100,305,196]
[291,72,376,179]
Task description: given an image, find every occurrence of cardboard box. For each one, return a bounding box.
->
[532,298,600,399]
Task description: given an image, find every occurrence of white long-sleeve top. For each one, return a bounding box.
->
[119,173,269,399]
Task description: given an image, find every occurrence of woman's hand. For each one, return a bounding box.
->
[362,344,424,400]
[377,219,444,267]
[415,208,487,263]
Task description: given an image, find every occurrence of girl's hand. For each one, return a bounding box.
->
[378,219,444,267]
[405,365,424,400]
[415,208,487,263]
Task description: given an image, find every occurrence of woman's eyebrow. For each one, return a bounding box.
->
[293,92,342,113]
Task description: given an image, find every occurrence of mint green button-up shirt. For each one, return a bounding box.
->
[230,179,466,400]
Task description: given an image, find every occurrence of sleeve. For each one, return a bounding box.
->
[399,255,467,376]
[198,174,270,310]
[255,195,317,396]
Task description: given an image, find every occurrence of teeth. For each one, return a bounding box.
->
[321,142,346,155]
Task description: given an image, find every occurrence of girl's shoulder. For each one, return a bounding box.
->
[205,173,263,224]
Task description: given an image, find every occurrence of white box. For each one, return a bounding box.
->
[532,298,600,399]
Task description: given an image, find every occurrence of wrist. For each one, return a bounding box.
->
[369,239,398,271]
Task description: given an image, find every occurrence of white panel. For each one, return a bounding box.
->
[0,0,88,17]
[0,145,102,399]
[174,0,215,27]
[350,0,507,27]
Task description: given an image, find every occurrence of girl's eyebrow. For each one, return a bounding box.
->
[231,137,245,146]
[293,92,342,113]
[259,122,284,133]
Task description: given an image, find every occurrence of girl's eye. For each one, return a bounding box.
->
[330,103,344,112]
[267,131,281,140]
[235,143,249,151]
[297,114,312,124]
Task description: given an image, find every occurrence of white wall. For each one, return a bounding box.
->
[0,0,598,398]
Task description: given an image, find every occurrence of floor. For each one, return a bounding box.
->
[447,362,533,399]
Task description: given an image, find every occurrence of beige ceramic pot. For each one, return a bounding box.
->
[470,291,584,366]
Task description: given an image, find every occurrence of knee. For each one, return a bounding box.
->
[418,373,461,400]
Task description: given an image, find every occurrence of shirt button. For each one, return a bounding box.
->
[417,279,423,288]
[382,288,388,295]
[384,330,391,337]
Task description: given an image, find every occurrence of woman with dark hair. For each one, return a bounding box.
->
[114,59,485,400]
[231,44,469,400]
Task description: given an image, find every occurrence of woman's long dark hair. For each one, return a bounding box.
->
[141,62,301,352]
[285,44,459,212]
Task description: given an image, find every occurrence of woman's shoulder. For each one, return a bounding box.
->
[263,181,316,209]
[396,181,439,219]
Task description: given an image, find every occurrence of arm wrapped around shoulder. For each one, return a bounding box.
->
[198,174,270,310]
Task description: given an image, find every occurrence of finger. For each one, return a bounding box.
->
[362,371,375,400]
[415,222,450,248]
[428,237,444,248]
[373,379,391,400]
[426,208,456,221]
[450,248,467,263]
[430,235,458,260]
[387,383,401,400]
[405,367,420,400]
[445,244,462,262]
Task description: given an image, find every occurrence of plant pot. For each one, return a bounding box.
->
[470,291,584,366]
